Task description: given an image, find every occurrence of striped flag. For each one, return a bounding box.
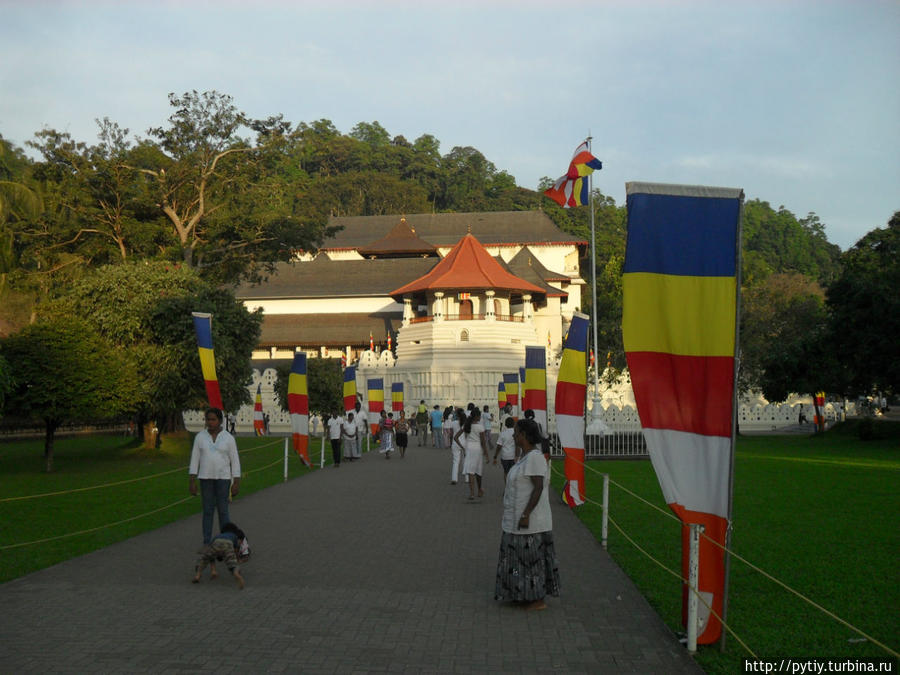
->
[391,381,404,412]
[288,352,311,467]
[554,312,588,507]
[253,384,265,436]
[367,378,384,436]
[543,141,603,208]
[498,381,507,411]
[523,346,548,440]
[191,312,224,410]
[343,366,357,415]
[502,373,519,415]
[369,332,375,351]
[623,181,743,645]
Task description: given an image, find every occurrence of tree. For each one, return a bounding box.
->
[1,318,135,471]
[45,261,262,438]
[141,91,330,279]
[274,358,342,418]
[825,212,900,395]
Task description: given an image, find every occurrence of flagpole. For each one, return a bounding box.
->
[587,135,602,425]
[720,193,745,651]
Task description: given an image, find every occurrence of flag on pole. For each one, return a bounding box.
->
[623,181,743,645]
[369,332,375,351]
[391,382,404,412]
[498,381,507,411]
[367,378,384,435]
[343,366,357,415]
[554,312,588,507]
[288,352,311,467]
[191,312,224,410]
[547,331,551,347]
[253,384,265,436]
[523,346,548,441]
[543,141,603,208]
[340,352,347,369]
[387,332,392,351]
[502,373,519,415]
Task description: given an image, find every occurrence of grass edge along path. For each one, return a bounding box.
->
[550,424,900,675]
[0,432,329,583]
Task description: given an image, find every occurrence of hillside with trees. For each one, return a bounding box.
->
[0,90,894,446]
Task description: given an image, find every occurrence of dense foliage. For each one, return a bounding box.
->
[0,90,895,406]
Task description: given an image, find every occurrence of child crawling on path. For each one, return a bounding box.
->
[192,522,248,589]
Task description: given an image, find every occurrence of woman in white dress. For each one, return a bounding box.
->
[455,407,490,500]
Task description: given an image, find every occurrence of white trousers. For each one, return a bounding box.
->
[450,445,463,482]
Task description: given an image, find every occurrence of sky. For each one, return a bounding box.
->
[1,0,897,250]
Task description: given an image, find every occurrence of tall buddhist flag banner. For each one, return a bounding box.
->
[523,346,548,437]
[518,367,526,406]
[191,312,224,410]
[554,312,588,507]
[502,373,519,415]
[253,384,265,436]
[288,352,311,467]
[343,366,357,415]
[623,182,742,645]
[367,378,384,435]
[498,381,507,410]
[543,141,603,208]
[391,382,404,413]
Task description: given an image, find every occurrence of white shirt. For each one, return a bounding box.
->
[341,419,356,438]
[501,449,552,534]
[496,426,516,461]
[449,419,463,449]
[189,429,240,480]
[482,411,493,431]
[464,422,485,451]
[355,410,368,432]
[328,416,344,440]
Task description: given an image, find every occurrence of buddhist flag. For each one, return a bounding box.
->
[367,378,384,435]
[502,373,519,414]
[555,312,588,507]
[523,346,548,439]
[253,384,265,436]
[288,352,311,467]
[191,312,224,410]
[623,182,742,645]
[391,382,404,412]
[498,381,507,410]
[543,141,603,208]
[343,366,357,415]
[369,332,375,351]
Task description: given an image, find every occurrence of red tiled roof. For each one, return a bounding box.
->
[357,216,438,256]
[390,234,547,298]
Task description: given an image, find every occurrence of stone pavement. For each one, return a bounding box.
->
[0,439,702,674]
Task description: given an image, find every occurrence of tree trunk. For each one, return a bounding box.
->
[44,421,57,472]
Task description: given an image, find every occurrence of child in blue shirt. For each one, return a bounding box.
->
[192,522,248,589]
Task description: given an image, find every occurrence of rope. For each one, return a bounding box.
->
[0,497,193,551]
[553,455,899,659]
[0,436,288,503]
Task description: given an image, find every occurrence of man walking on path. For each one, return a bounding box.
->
[188,408,241,545]
[416,400,428,446]
[430,405,444,448]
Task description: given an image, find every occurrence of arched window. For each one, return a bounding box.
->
[460,329,469,342]
[494,298,502,317]
[459,299,473,320]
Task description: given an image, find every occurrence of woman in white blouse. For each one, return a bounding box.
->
[455,407,490,500]
[494,418,560,610]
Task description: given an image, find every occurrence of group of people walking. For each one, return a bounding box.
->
[187,401,559,610]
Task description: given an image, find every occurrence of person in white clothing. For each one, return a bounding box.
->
[189,408,241,545]
[492,416,517,477]
[327,412,344,467]
[353,401,368,456]
[494,418,559,610]
[455,407,490,500]
[448,408,465,484]
[341,412,358,461]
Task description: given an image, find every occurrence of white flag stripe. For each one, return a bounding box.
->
[642,429,731,518]
[290,413,308,436]
[555,413,584,450]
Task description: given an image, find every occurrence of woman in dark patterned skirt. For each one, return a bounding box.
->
[494,418,560,610]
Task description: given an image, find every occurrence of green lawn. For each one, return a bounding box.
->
[553,421,900,674]
[0,431,324,583]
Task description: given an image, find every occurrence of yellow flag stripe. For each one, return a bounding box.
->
[623,272,736,357]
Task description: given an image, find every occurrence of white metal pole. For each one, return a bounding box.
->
[283,437,288,482]
[320,432,326,469]
[687,523,704,654]
[601,473,609,550]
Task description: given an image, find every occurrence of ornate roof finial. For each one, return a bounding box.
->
[467,222,472,234]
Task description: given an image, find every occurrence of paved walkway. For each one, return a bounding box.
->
[0,439,702,674]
